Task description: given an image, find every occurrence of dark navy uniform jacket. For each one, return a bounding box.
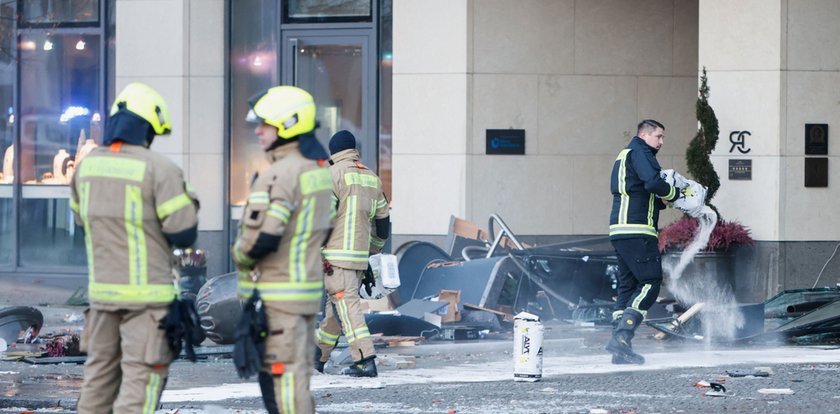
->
[609,136,680,240]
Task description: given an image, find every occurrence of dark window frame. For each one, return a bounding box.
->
[16,0,101,29]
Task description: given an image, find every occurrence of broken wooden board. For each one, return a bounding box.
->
[371,335,426,347]
[464,303,515,322]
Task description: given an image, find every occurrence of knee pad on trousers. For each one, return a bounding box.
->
[258,371,280,414]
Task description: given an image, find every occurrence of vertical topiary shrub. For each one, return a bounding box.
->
[686,67,721,217]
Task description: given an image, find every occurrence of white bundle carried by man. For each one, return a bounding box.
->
[660,169,707,218]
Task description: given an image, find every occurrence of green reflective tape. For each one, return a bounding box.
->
[143,372,162,414]
[281,372,295,414]
[156,192,193,219]
[248,191,269,204]
[322,249,369,262]
[617,149,630,224]
[125,185,147,286]
[289,198,315,282]
[88,283,176,303]
[79,156,146,182]
[267,202,291,223]
[300,168,332,195]
[344,172,379,188]
[343,195,357,250]
[647,193,654,227]
[631,284,653,311]
[608,224,658,237]
[69,197,79,213]
[80,182,95,283]
[237,280,323,302]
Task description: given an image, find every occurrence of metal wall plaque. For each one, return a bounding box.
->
[805,157,828,187]
[486,129,525,155]
[805,124,828,155]
[729,159,752,180]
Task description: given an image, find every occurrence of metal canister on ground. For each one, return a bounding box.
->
[513,311,544,382]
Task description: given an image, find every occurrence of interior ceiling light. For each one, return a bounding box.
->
[43,40,53,51]
[75,40,86,50]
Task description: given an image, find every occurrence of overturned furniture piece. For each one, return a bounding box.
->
[395,214,618,320]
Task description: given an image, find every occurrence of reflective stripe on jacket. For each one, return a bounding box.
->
[70,144,199,310]
[609,137,679,240]
[232,141,334,315]
[323,148,389,270]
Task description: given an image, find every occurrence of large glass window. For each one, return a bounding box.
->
[18,31,101,267]
[229,0,279,206]
[20,0,100,26]
[378,0,391,200]
[284,0,371,23]
[0,1,15,267]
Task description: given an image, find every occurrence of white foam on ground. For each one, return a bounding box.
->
[160,346,840,402]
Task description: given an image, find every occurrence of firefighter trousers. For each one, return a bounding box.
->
[77,307,172,414]
[261,309,316,414]
[611,237,663,317]
[316,267,375,363]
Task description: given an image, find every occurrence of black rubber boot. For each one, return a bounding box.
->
[606,309,646,365]
[342,356,378,377]
[314,347,326,373]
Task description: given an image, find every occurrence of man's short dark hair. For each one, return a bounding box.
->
[637,119,664,135]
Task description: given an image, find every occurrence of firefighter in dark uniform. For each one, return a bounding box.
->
[607,119,682,365]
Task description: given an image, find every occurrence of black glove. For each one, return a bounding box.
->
[362,265,375,297]
[233,289,269,379]
[160,298,202,362]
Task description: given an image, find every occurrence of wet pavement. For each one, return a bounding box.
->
[2,309,840,413]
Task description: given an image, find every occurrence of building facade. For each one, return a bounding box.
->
[1,0,839,302]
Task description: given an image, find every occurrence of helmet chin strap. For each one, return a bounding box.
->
[266,135,298,151]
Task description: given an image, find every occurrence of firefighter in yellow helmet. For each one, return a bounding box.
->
[315,130,390,377]
[73,82,200,413]
[232,86,334,414]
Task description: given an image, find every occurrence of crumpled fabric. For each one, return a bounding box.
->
[233,289,269,379]
[160,298,202,362]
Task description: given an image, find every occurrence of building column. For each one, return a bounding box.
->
[391,0,470,243]
[115,0,226,274]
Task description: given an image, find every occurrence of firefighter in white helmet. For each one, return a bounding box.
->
[232,86,334,414]
[74,82,200,413]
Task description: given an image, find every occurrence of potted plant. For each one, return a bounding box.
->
[657,68,754,300]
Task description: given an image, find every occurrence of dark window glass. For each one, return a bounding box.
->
[21,0,99,26]
[20,0,99,26]
[0,1,14,266]
[18,32,101,267]
[378,0,391,200]
[229,0,278,205]
[285,0,371,23]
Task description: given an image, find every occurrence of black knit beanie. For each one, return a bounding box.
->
[328,130,356,155]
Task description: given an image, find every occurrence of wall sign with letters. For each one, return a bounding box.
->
[729,130,752,154]
[805,123,828,155]
[729,159,752,180]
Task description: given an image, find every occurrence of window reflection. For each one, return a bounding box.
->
[22,0,100,26]
[230,0,278,205]
[286,0,371,21]
[0,1,13,267]
[19,32,100,267]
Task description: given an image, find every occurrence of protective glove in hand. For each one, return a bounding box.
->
[671,179,708,218]
[362,265,375,297]
[660,169,689,189]
[233,289,268,379]
[160,298,201,362]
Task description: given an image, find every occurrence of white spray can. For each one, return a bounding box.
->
[513,311,544,382]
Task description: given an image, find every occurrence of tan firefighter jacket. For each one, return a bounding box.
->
[232,141,334,315]
[322,148,389,270]
[70,143,199,311]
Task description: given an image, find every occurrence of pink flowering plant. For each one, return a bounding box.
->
[658,217,754,253]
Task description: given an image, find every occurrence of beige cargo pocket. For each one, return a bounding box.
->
[79,308,91,354]
[264,316,297,365]
[143,308,174,366]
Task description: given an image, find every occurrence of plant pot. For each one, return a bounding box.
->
[660,251,736,303]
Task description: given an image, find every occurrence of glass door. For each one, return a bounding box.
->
[281,30,377,169]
